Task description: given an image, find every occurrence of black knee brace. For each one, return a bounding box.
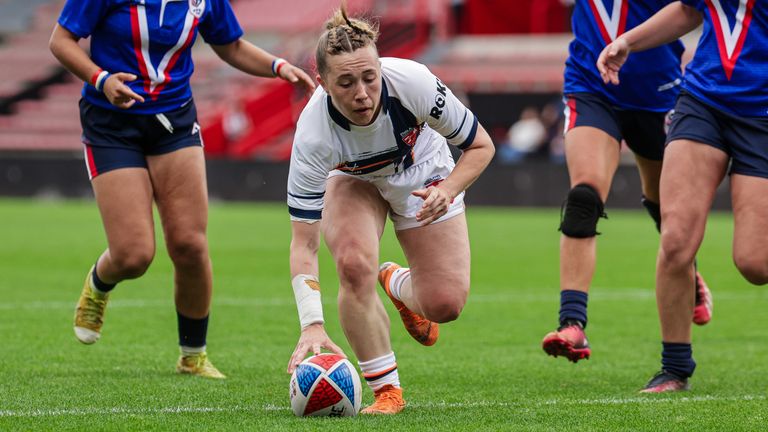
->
[641,195,662,233]
[559,184,606,238]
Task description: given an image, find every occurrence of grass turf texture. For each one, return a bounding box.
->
[1,199,766,430]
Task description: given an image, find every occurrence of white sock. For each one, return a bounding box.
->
[389,268,411,301]
[359,352,400,391]
[180,345,206,356]
[89,272,109,298]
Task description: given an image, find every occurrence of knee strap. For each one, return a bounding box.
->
[559,184,606,238]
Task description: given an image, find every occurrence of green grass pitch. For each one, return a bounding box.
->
[1,199,766,430]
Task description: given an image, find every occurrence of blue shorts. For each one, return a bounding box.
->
[666,91,768,179]
[564,92,667,161]
[79,99,202,179]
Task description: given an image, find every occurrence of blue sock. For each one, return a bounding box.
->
[177,312,208,348]
[559,290,588,328]
[661,342,696,379]
[91,264,116,293]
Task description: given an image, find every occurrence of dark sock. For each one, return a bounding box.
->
[177,312,208,348]
[661,342,696,378]
[641,196,662,233]
[91,263,116,293]
[559,290,588,328]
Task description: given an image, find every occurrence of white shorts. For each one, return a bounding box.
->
[329,145,466,230]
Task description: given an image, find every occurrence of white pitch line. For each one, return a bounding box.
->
[1,395,764,418]
[1,289,766,311]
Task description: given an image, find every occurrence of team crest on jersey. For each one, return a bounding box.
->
[706,0,754,80]
[400,125,423,146]
[189,0,205,18]
[588,0,628,43]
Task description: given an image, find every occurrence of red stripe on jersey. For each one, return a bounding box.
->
[617,0,629,38]
[151,18,199,100]
[588,0,612,44]
[706,0,755,80]
[129,5,151,95]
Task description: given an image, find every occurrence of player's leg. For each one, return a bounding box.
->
[731,175,768,285]
[624,109,714,325]
[641,139,727,392]
[145,102,223,378]
[640,93,730,393]
[74,103,157,344]
[392,213,470,325]
[75,167,156,344]
[322,175,404,414]
[148,144,223,378]
[376,145,465,347]
[543,98,621,362]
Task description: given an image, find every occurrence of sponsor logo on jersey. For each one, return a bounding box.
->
[706,0,754,80]
[423,175,443,188]
[430,78,447,120]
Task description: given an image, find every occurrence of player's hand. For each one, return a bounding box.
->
[103,72,145,109]
[287,323,346,374]
[278,64,316,98]
[412,185,455,226]
[597,37,630,85]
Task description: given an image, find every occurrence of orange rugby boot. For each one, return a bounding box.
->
[378,262,439,346]
[360,385,406,415]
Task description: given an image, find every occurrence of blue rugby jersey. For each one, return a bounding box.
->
[58,0,243,114]
[564,0,685,111]
[680,0,767,117]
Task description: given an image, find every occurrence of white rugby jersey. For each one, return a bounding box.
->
[287,57,479,220]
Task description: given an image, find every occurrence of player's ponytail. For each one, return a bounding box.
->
[316,1,379,77]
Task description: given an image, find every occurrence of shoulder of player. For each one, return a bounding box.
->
[380,57,437,93]
[294,89,334,154]
[380,57,444,117]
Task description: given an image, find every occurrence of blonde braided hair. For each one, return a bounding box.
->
[316,2,379,77]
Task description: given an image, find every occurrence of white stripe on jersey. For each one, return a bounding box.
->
[591,0,624,41]
[710,0,749,58]
[136,4,197,92]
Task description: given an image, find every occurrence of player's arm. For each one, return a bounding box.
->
[597,2,702,85]
[414,124,495,225]
[48,24,145,109]
[406,62,495,225]
[287,220,345,374]
[210,41,315,97]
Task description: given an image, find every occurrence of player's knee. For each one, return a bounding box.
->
[733,253,768,285]
[111,249,154,279]
[658,228,696,271]
[420,287,467,323]
[559,184,606,238]
[335,250,377,291]
[423,298,465,323]
[166,233,208,268]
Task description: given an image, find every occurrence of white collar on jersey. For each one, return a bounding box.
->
[159,0,186,27]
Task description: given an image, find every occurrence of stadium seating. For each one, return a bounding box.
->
[0,0,568,160]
